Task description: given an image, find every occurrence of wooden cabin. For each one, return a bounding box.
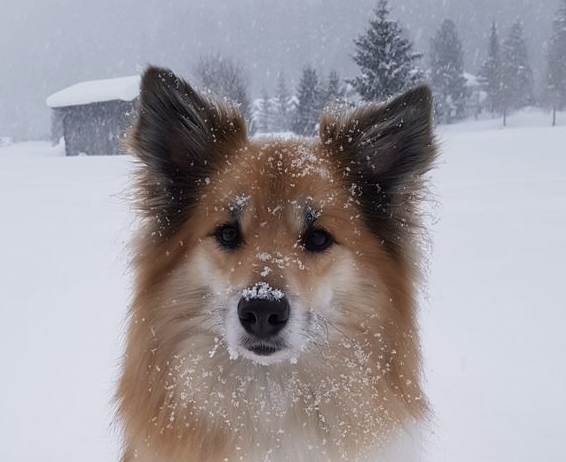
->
[46,76,140,156]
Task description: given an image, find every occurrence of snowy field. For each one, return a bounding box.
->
[0,110,565,461]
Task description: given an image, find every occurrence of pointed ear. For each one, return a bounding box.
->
[320,86,437,257]
[320,85,436,184]
[128,66,247,234]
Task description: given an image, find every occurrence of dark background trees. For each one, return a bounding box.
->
[350,0,423,102]
[430,19,468,124]
[478,22,503,116]
[545,0,566,126]
[194,54,252,123]
[499,22,534,125]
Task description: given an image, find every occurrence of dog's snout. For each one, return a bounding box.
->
[237,297,290,338]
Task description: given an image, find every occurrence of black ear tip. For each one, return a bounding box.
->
[400,84,433,111]
[413,84,433,101]
[140,65,178,94]
[142,65,166,78]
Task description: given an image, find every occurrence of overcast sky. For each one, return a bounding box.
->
[0,0,555,139]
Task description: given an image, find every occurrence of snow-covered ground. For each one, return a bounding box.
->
[0,109,565,461]
[0,142,132,461]
[424,114,566,462]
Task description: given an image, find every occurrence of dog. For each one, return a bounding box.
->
[117,66,437,462]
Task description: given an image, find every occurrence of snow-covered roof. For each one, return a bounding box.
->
[46,75,140,108]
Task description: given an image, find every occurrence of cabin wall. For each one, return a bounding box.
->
[57,100,136,156]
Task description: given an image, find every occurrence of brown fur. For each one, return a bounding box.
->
[117,66,437,462]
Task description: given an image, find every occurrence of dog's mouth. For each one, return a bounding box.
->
[240,336,288,359]
[247,344,281,356]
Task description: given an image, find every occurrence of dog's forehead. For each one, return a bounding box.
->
[240,138,330,177]
[211,139,340,207]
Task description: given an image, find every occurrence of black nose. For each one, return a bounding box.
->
[237,297,290,338]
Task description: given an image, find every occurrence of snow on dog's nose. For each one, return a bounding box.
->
[238,296,290,339]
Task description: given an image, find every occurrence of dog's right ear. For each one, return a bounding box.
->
[128,66,247,234]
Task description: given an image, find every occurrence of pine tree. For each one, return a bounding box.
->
[194,54,251,122]
[430,19,468,123]
[500,22,534,125]
[321,71,345,108]
[478,22,503,116]
[546,0,566,126]
[350,0,423,102]
[292,66,322,136]
[273,71,292,132]
[255,90,275,134]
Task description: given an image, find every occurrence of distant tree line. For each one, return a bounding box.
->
[194,0,566,131]
[477,22,535,126]
[195,56,347,136]
[543,0,566,126]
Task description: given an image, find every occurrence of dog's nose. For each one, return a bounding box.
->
[237,297,290,338]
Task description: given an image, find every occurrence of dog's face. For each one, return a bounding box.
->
[179,138,380,365]
[128,66,435,369]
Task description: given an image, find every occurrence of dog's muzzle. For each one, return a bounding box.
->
[237,296,290,355]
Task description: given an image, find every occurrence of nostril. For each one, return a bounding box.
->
[241,311,257,325]
[268,313,282,325]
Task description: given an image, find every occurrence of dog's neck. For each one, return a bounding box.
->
[142,342,425,461]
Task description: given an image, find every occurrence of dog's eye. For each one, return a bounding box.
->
[302,228,333,253]
[214,223,241,250]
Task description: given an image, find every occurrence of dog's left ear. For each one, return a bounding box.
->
[320,85,436,187]
[320,86,437,255]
